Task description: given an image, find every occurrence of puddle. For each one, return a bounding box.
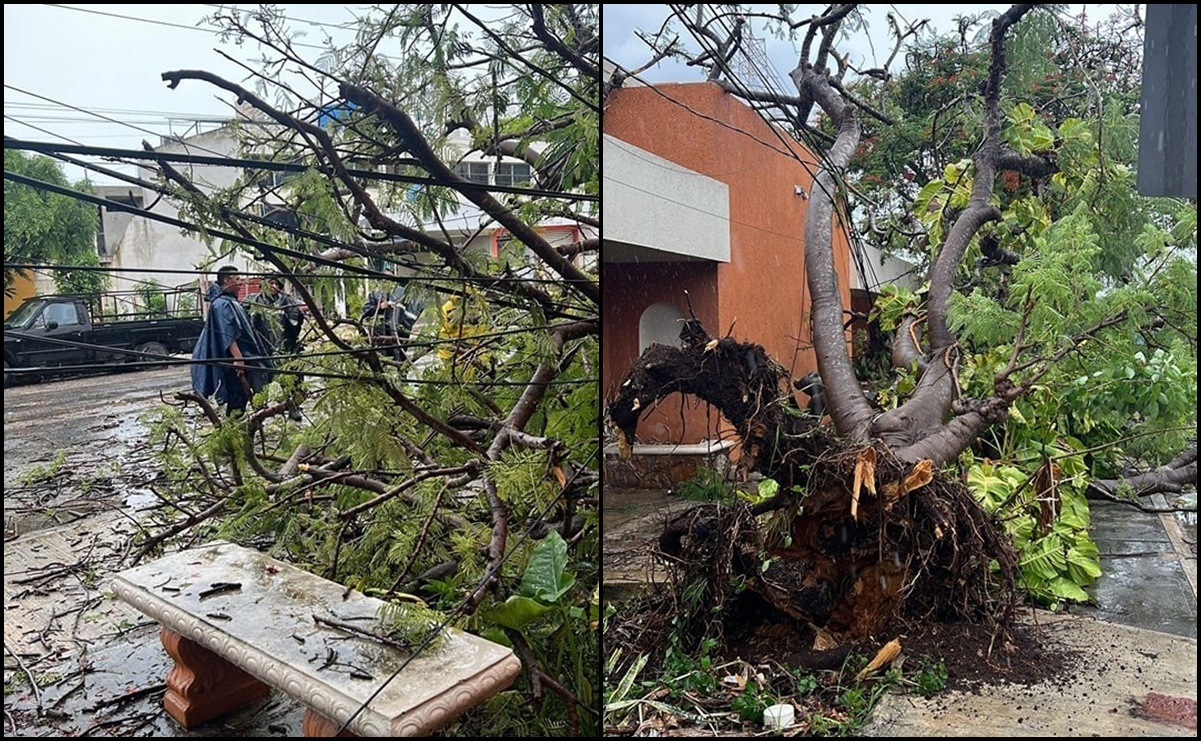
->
[3,626,303,737]
[124,489,158,510]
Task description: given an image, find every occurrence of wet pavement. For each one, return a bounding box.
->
[1076,494,1197,638]
[3,513,306,737]
[3,367,306,737]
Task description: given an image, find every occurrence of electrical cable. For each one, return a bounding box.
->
[3,171,594,319]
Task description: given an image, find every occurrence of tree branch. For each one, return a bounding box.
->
[530,5,598,79]
[789,62,876,439]
[339,81,599,306]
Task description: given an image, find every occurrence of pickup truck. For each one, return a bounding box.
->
[4,294,204,387]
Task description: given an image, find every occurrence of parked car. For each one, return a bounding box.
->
[4,292,204,387]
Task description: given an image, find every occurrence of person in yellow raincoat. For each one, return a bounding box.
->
[438,289,491,372]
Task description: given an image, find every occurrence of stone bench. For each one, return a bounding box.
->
[110,541,521,736]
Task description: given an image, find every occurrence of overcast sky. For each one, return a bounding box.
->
[603,4,1124,87]
[6,4,1126,186]
[3,5,383,184]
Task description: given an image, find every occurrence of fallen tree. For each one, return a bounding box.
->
[606,3,1196,656]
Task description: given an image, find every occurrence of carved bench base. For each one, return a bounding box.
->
[303,709,359,737]
[161,627,271,728]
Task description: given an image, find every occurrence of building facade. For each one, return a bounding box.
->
[603,79,856,451]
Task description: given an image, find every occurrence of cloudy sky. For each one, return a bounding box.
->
[4,4,372,184]
[602,4,1122,87]
[5,4,1124,186]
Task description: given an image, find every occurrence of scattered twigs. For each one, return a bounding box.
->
[504,628,583,736]
[5,641,44,712]
[393,481,451,590]
[132,497,227,563]
[313,614,415,653]
[89,682,167,711]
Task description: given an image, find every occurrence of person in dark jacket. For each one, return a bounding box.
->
[245,276,305,356]
[191,266,272,417]
[244,275,305,420]
[361,271,420,361]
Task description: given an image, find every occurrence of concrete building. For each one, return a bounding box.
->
[96,115,592,315]
[96,123,262,304]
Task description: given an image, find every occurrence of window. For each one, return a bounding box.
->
[43,302,82,328]
[267,167,299,189]
[494,162,532,188]
[455,161,490,185]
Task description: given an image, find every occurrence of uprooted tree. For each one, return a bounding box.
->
[121,5,599,736]
[606,4,1196,653]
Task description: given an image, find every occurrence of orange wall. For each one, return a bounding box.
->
[604,82,855,444]
[602,261,720,443]
[3,271,37,318]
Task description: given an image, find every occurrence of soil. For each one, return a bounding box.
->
[602,484,1078,738]
[604,588,1076,737]
[721,595,1073,693]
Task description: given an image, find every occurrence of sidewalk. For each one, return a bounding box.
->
[3,513,303,737]
[861,493,1196,736]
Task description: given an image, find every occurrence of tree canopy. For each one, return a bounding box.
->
[605,4,1195,733]
[4,149,106,295]
[122,4,599,736]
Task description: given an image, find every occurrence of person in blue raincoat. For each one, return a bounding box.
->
[191,266,273,416]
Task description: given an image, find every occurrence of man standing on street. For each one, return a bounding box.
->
[191,266,271,417]
[244,275,305,420]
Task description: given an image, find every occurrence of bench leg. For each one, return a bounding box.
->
[160,626,271,728]
[302,709,358,737]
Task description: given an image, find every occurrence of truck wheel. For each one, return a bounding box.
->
[3,358,10,388]
[136,341,169,359]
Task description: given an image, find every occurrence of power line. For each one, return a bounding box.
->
[6,138,598,317]
[4,171,595,318]
[2,352,598,387]
[3,115,85,146]
[5,262,597,285]
[5,101,238,120]
[9,120,592,288]
[5,84,240,163]
[4,322,598,382]
[6,137,599,202]
[609,15,895,296]
[40,3,330,51]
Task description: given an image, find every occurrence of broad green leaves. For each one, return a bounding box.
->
[520,531,576,603]
[1004,102,1056,155]
[967,457,1101,608]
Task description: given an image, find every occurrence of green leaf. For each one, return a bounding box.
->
[758,478,779,499]
[1021,536,1066,580]
[520,530,576,603]
[1066,542,1102,584]
[1008,102,1036,124]
[1030,123,1056,151]
[479,595,550,630]
[1047,576,1090,602]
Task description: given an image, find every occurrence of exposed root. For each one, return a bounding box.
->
[608,333,1023,673]
[609,440,1021,671]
